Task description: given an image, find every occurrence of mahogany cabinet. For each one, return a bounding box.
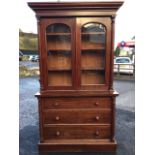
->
[28,1,123,152]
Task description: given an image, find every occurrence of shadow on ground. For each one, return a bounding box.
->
[19,108,134,155]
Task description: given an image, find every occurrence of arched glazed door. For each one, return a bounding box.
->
[76,18,111,89]
[41,19,76,89]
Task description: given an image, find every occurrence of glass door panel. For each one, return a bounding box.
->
[46,23,72,86]
[81,23,106,85]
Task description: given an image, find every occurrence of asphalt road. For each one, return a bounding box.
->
[19,77,135,155]
[19,61,39,69]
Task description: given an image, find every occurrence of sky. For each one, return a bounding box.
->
[19,0,135,47]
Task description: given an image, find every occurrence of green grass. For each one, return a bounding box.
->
[19,31,38,51]
[19,66,39,77]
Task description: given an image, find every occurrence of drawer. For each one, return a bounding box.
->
[43,125,111,140]
[44,109,111,124]
[44,97,111,109]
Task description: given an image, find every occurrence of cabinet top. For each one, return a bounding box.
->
[28,1,124,14]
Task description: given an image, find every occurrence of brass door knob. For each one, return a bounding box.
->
[56,131,60,136]
[95,131,99,136]
[94,102,99,106]
[54,102,59,107]
[55,116,60,121]
[95,116,100,120]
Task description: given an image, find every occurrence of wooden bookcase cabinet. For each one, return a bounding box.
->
[28,1,123,152]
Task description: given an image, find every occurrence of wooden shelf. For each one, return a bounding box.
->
[82,70,105,85]
[48,49,71,52]
[46,32,71,36]
[48,68,71,71]
[47,41,71,51]
[82,47,105,51]
[82,41,105,50]
[48,71,72,86]
[82,68,105,71]
[81,49,105,52]
[82,32,105,35]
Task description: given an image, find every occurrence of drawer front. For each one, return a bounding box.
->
[44,109,111,124]
[43,125,111,139]
[44,97,111,109]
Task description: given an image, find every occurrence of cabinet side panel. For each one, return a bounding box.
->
[37,18,44,90]
[110,16,115,90]
[38,97,44,142]
[111,96,116,141]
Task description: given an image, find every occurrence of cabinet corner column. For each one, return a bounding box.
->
[36,16,44,91]
[110,15,116,90]
[111,96,116,142]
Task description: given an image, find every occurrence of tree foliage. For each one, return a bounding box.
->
[114,46,120,57]
[19,31,38,50]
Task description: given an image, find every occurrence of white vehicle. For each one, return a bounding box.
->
[29,55,36,61]
[114,57,134,74]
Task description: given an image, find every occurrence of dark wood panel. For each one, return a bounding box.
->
[48,54,71,70]
[44,109,111,124]
[81,52,105,70]
[81,70,105,85]
[44,97,111,109]
[48,71,72,86]
[47,40,71,51]
[43,125,111,139]
[38,140,117,152]
[82,41,105,50]
[38,139,117,152]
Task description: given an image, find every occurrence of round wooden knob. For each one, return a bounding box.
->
[94,102,99,106]
[55,116,60,121]
[95,116,100,120]
[54,102,59,107]
[95,131,99,136]
[56,131,60,136]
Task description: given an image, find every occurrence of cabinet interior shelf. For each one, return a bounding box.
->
[82,32,105,35]
[47,68,104,71]
[48,68,71,71]
[47,49,71,52]
[81,48,105,51]
[46,32,71,36]
[81,68,105,71]
[47,48,105,51]
[46,32,105,36]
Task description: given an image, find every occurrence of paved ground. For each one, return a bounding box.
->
[19,61,39,69]
[19,77,135,155]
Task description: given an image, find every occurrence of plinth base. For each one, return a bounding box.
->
[38,139,117,152]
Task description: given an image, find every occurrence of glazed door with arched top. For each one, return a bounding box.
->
[76,18,111,90]
[41,18,76,90]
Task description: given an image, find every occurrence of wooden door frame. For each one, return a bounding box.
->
[76,17,112,90]
[40,18,76,90]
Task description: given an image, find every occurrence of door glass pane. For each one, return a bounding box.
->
[46,23,72,86]
[81,23,106,85]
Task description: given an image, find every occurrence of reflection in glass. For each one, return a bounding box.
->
[46,23,72,86]
[46,23,70,33]
[81,23,106,85]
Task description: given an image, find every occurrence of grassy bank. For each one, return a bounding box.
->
[19,66,39,77]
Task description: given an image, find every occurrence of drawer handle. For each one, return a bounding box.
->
[54,102,59,107]
[55,116,60,121]
[95,116,100,120]
[94,102,99,106]
[95,131,99,136]
[56,131,60,136]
